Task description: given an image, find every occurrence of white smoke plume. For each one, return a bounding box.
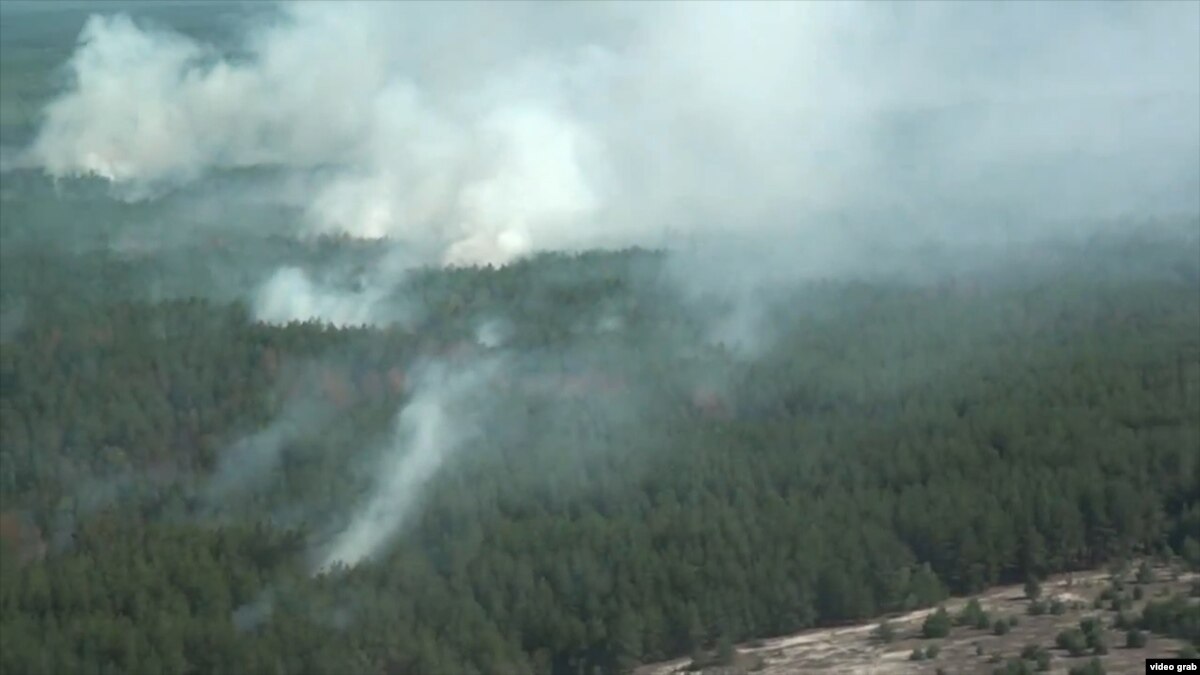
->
[315,357,501,573]
[251,244,422,327]
[253,267,390,328]
[22,1,1199,274]
[474,317,512,349]
[203,395,331,508]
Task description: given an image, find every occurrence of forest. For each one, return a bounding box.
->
[1,2,1199,674]
[0,218,1198,675]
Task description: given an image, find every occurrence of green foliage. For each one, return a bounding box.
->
[958,598,989,628]
[715,635,735,666]
[1024,576,1042,600]
[0,229,1197,673]
[1056,628,1089,656]
[1125,628,1147,648]
[1140,593,1200,646]
[1136,561,1155,584]
[923,607,952,639]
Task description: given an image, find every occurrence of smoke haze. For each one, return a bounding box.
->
[12,0,1199,571]
[21,1,1200,273]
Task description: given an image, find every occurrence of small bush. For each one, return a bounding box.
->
[1050,599,1067,615]
[1024,576,1042,600]
[1125,629,1147,648]
[993,618,1011,635]
[1056,628,1088,656]
[1136,561,1154,584]
[1028,600,1047,616]
[958,598,989,628]
[923,607,952,639]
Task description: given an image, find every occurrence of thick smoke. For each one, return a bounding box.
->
[23,1,1200,273]
[315,358,500,573]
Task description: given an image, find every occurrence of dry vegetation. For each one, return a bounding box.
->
[639,561,1199,675]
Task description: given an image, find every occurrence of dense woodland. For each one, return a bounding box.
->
[0,215,1198,674]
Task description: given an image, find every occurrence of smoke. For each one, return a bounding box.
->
[0,300,26,343]
[315,357,500,573]
[231,591,274,633]
[474,317,512,349]
[251,244,421,327]
[202,395,332,508]
[22,1,1198,274]
[253,267,390,328]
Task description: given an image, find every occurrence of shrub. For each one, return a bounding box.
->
[923,607,951,639]
[1136,561,1154,584]
[1125,629,1147,648]
[1056,628,1088,656]
[959,598,989,628]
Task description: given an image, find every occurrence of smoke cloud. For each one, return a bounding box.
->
[315,357,501,573]
[22,1,1199,273]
